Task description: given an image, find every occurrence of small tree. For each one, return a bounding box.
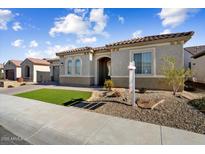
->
[161,56,192,96]
[104,79,114,91]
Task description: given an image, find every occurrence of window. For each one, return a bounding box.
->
[75,59,81,75]
[134,52,152,74]
[67,60,72,75]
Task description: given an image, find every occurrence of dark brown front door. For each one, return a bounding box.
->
[98,57,111,86]
[6,69,15,80]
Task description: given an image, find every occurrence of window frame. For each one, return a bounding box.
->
[66,59,73,75]
[74,57,82,76]
[130,48,156,76]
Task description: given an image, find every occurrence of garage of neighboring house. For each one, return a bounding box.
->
[21,58,50,83]
[4,60,22,81]
[48,58,60,82]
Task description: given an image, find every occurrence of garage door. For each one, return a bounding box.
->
[6,69,15,80]
[53,66,59,81]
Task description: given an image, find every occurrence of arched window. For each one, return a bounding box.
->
[67,60,72,75]
[75,59,81,75]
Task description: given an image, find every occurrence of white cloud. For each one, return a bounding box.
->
[73,8,88,17]
[158,8,199,28]
[160,29,171,34]
[12,22,22,31]
[25,44,76,59]
[78,36,97,44]
[89,8,108,34]
[29,40,38,48]
[11,39,24,48]
[49,13,88,37]
[132,30,142,38]
[0,9,13,30]
[25,50,42,58]
[45,45,76,58]
[45,41,51,45]
[118,16,124,24]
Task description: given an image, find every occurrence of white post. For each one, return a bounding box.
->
[128,61,136,107]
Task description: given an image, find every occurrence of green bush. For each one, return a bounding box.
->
[104,79,114,91]
[188,97,205,113]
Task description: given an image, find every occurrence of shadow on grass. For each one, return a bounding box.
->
[63,98,84,106]
[63,98,106,110]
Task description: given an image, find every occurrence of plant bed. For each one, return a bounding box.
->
[88,89,205,134]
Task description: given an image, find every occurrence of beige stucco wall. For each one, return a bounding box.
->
[59,53,93,77]
[191,56,205,84]
[16,67,21,78]
[58,43,184,90]
[111,43,183,77]
[33,65,50,83]
[59,76,94,86]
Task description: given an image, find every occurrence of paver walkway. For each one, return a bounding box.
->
[0,94,204,145]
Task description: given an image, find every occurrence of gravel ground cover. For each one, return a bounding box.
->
[88,89,205,134]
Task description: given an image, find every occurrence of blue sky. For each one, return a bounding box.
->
[0,8,205,63]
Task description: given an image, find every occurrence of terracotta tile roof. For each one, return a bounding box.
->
[192,50,205,59]
[56,47,92,56]
[56,31,194,56]
[106,31,194,47]
[10,60,22,67]
[93,46,108,51]
[27,58,50,66]
[184,45,205,55]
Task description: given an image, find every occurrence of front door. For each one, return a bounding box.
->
[98,57,111,86]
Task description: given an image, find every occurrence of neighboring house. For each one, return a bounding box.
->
[0,64,4,79]
[184,45,205,69]
[21,58,50,83]
[47,58,60,82]
[56,31,194,90]
[191,50,205,84]
[4,60,22,80]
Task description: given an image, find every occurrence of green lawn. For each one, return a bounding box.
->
[14,88,92,106]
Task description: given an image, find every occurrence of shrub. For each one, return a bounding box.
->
[20,83,26,86]
[188,97,205,113]
[138,88,147,93]
[7,85,14,88]
[161,56,192,95]
[104,79,114,91]
[17,77,24,82]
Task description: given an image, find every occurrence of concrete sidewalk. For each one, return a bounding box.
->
[0,94,204,145]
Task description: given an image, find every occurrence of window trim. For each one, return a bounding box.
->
[74,57,82,76]
[130,48,156,76]
[65,58,73,76]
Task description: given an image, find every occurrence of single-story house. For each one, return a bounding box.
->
[56,31,194,90]
[4,60,22,80]
[0,64,4,79]
[47,58,60,82]
[191,50,205,84]
[21,58,50,83]
[184,45,205,69]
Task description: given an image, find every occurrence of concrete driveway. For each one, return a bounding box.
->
[0,94,204,145]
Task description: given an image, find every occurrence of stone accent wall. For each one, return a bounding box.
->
[59,76,94,86]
